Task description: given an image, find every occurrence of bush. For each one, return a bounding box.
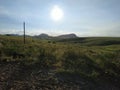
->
[34,48,57,68]
[62,50,95,74]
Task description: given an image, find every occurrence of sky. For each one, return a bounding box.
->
[0,0,120,37]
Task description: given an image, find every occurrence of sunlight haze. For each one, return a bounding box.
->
[51,5,64,21]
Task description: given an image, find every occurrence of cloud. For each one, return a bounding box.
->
[0,6,10,16]
[85,22,120,37]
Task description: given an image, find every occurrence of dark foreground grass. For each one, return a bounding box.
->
[0,35,120,89]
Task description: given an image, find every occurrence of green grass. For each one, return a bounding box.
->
[57,37,120,46]
[0,35,120,87]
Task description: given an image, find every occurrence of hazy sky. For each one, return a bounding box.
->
[0,0,120,36]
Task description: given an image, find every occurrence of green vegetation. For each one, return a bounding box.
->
[58,37,120,46]
[0,35,120,89]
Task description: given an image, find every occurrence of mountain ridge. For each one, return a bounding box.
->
[34,33,78,39]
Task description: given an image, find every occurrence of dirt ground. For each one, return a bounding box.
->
[0,61,119,90]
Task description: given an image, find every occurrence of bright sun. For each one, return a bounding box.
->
[51,5,64,21]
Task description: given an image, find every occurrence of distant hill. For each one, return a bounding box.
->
[3,33,78,39]
[57,37,120,46]
[34,33,51,39]
[57,34,77,39]
[34,33,78,39]
[5,34,20,36]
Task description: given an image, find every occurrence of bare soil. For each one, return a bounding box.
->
[0,61,119,90]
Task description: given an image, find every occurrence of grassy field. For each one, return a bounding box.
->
[0,35,120,89]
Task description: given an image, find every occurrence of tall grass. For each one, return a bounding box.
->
[0,35,120,84]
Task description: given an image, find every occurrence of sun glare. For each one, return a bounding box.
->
[51,5,64,21]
